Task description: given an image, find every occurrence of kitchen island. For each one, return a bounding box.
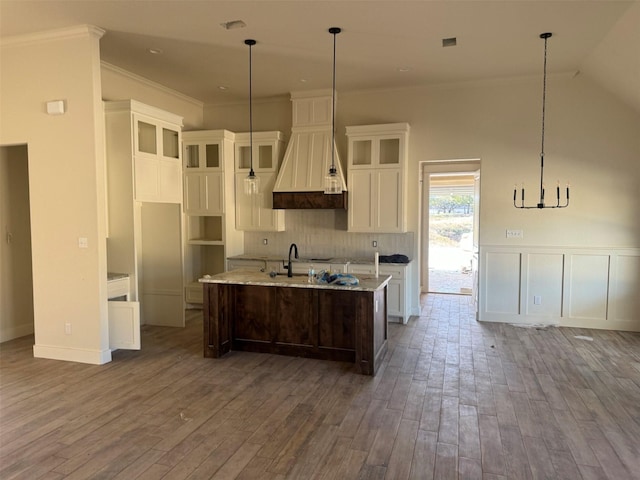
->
[200,270,391,375]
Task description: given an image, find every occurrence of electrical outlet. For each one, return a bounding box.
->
[506,229,523,239]
[78,237,88,248]
[65,322,72,335]
[533,295,542,305]
[262,238,268,245]
[372,240,378,248]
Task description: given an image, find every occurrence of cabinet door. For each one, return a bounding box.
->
[184,173,203,214]
[255,173,284,231]
[159,159,183,203]
[134,156,160,201]
[235,173,284,231]
[109,300,141,350]
[185,172,223,215]
[386,279,402,317]
[375,169,403,232]
[348,170,375,232]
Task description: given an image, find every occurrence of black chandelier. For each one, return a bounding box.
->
[514,32,570,209]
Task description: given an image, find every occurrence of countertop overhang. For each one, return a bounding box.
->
[199,269,391,292]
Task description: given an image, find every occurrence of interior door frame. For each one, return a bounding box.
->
[419,159,481,295]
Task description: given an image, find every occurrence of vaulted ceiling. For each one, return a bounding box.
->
[1,1,638,112]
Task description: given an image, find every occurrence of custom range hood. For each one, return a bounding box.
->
[272,90,347,209]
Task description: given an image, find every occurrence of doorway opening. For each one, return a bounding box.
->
[0,144,35,342]
[428,173,475,295]
[420,160,480,299]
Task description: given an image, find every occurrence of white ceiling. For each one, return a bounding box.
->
[1,1,638,110]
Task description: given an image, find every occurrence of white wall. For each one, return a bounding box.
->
[204,73,640,329]
[0,26,111,362]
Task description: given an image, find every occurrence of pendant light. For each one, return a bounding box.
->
[244,39,260,196]
[514,32,569,209]
[324,27,342,195]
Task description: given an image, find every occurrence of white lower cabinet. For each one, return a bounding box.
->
[108,300,141,350]
[347,263,411,323]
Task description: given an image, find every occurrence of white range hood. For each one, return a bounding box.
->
[272,90,347,209]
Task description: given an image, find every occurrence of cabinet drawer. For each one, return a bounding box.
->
[379,265,405,279]
[348,264,376,275]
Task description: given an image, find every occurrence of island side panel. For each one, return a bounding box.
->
[372,286,388,373]
[274,287,317,354]
[232,285,275,352]
[203,283,232,358]
[317,289,357,363]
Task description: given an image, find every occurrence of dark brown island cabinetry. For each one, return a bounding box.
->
[202,272,390,375]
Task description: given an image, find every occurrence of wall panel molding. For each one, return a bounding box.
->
[479,245,640,332]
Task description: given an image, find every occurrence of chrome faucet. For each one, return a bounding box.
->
[287,243,299,277]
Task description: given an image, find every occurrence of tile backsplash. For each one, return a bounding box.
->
[243,210,414,260]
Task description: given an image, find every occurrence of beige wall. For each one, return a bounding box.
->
[0,26,110,363]
[101,63,204,130]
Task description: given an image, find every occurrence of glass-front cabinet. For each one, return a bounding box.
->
[182,130,244,304]
[346,123,410,233]
[234,131,285,232]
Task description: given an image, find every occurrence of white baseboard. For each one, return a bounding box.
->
[33,344,112,365]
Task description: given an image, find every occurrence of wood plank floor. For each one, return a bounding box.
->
[1,293,640,479]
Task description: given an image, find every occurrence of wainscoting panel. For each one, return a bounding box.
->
[609,253,640,328]
[483,251,521,315]
[524,253,563,318]
[566,253,610,321]
[479,246,640,332]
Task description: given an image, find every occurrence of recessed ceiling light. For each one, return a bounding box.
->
[398,67,411,72]
[220,20,246,30]
[148,48,163,55]
[299,79,307,83]
[218,86,228,91]
[442,37,457,47]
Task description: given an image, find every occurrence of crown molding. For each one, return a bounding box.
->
[0,24,105,48]
[101,62,204,109]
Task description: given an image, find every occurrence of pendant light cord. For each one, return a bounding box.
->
[329,27,341,174]
[244,39,257,177]
[539,33,549,198]
[249,40,254,176]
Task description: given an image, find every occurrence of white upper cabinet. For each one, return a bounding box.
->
[104,100,183,204]
[346,123,410,233]
[182,130,235,216]
[234,131,285,232]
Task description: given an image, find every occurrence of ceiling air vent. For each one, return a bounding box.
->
[442,37,457,47]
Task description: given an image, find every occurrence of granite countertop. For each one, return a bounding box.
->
[107,272,129,281]
[199,269,392,292]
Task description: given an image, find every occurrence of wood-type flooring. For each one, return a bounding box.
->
[1,294,639,479]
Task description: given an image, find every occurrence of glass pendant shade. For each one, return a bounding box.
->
[244,170,260,196]
[324,167,342,194]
